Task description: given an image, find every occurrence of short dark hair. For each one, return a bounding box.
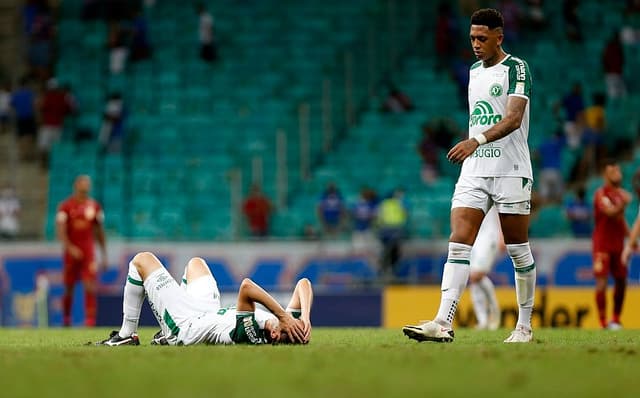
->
[471,8,504,29]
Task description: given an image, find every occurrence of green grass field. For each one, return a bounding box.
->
[1,328,638,397]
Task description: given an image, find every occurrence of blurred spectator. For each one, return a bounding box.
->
[536,129,566,204]
[24,2,54,82]
[417,124,440,184]
[62,83,79,115]
[435,2,458,71]
[0,187,20,240]
[602,32,627,100]
[108,22,129,74]
[583,93,607,170]
[242,184,273,238]
[38,78,73,168]
[563,0,582,42]
[565,187,592,238]
[560,82,585,148]
[376,188,408,277]
[451,48,473,108]
[499,0,521,46]
[351,187,378,250]
[524,0,547,30]
[197,3,218,63]
[130,8,152,62]
[381,86,413,113]
[98,93,127,152]
[10,77,37,161]
[627,0,640,14]
[0,82,10,134]
[317,183,346,237]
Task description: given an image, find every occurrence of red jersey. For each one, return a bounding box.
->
[41,90,71,127]
[56,197,104,258]
[592,186,627,252]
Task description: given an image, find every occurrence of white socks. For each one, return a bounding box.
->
[435,242,472,328]
[470,276,499,328]
[118,261,145,338]
[507,242,536,330]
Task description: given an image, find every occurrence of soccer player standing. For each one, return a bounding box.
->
[403,8,536,343]
[56,175,107,326]
[592,161,631,329]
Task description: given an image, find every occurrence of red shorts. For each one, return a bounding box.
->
[593,251,628,279]
[63,254,98,286]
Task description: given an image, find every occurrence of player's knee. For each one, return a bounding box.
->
[298,277,311,287]
[131,251,157,271]
[469,272,483,283]
[240,278,254,290]
[186,257,211,279]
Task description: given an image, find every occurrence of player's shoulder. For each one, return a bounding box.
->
[58,196,73,209]
[503,55,530,71]
[470,60,482,71]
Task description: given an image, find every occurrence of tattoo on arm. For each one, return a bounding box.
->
[482,96,528,143]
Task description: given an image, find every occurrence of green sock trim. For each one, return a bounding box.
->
[127,276,143,286]
[447,259,470,265]
[163,310,180,336]
[181,278,187,285]
[515,263,536,273]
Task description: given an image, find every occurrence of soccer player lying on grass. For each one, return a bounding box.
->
[97,251,312,346]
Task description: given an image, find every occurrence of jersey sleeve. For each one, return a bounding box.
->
[229,313,267,344]
[55,202,69,223]
[507,58,532,99]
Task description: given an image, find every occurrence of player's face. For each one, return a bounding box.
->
[75,178,91,198]
[605,165,622,186]
[469,25,503,63]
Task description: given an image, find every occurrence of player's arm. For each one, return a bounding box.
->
[236,278,305,343]
[622,213,640,264]
[285,278,314,342]
[447,96,528,164]
[597,194,626,217]
[55,208,82,260]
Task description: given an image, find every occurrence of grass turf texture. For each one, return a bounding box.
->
[0,328,638,397]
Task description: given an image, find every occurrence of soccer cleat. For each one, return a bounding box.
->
[96,330,140,346]
[607,322,623,331]
[150,330,169,345]
[503,325,533,343]
[402,320,455,343]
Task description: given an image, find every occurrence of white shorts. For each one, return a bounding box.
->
[451,176,532,215]
[470,233,500,273]
[143,268,221,343]
[37,125,61,151]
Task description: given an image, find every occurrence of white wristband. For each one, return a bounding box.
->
[473,134,487,145]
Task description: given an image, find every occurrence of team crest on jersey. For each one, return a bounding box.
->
[489,83,503,97]
[469,100,502,127]
[84,205,95,220]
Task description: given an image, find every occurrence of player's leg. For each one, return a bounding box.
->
[183,257,221,309]
[62,258,77,327]
[81,260,98,327]
[593,252,609,329]
[403,206,485,343]
[610,253,627,329]
[499,212,535,342]
[469,237,500,330]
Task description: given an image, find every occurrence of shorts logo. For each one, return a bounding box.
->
[469,100,503,127]
[489,83,503,97]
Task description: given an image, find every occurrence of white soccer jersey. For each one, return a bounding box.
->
[461,54,533,179]
[180,307,276,345]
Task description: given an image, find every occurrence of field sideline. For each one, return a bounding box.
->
[0,327,638,397]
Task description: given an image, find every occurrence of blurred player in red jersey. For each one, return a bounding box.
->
[56,175,107,327]
[592,160,631,330]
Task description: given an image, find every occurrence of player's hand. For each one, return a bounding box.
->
[301,316,312,343]
[622,245,634,265]
[447,139,479,164]
[278,313,306,343]
[68,245,83,260]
